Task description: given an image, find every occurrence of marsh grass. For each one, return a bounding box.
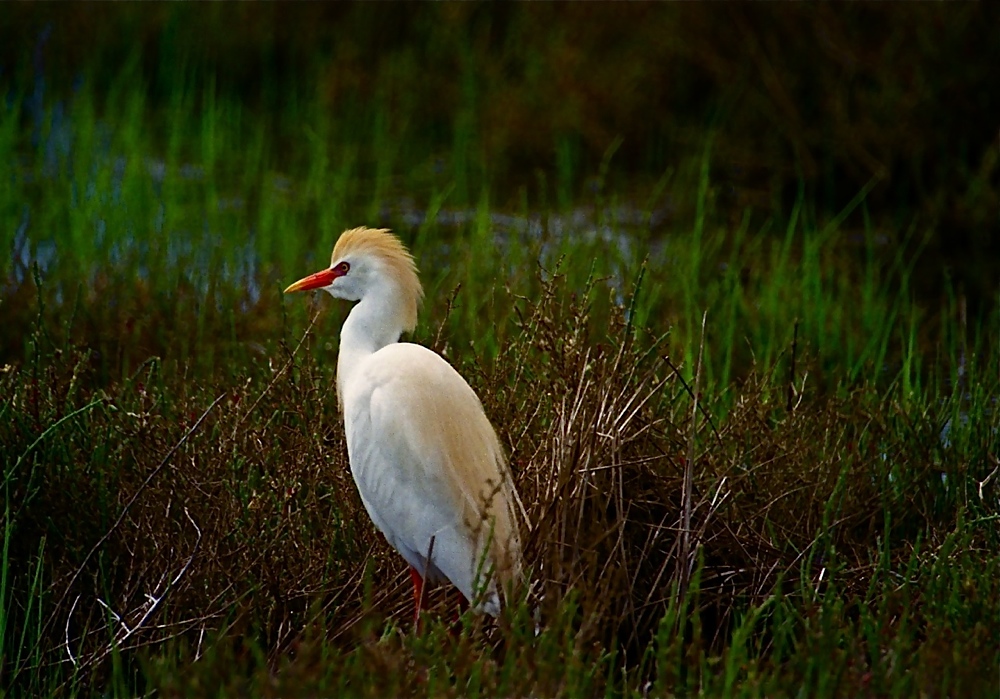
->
[2,21,999,698]
[3,261,998,696]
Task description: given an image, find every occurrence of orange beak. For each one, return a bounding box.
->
[284,268,341,294]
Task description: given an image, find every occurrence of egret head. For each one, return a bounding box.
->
[284,227,423,332]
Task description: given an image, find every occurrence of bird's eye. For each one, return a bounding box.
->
[335,261,350,275]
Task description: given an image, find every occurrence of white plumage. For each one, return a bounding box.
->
[285,227,523,620]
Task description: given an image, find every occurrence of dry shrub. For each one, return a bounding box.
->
[464,270,957,667]
[2,271,985,694]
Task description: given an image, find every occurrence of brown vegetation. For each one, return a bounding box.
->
[4,271,994,694]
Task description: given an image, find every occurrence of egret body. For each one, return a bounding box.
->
[284,227,523,621]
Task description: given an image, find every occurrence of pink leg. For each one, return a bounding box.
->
[410,567,425,631]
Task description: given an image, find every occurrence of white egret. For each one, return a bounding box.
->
[285,227,523,623]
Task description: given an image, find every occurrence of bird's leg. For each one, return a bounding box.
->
[411,535,436,633]
[410,567,425,631]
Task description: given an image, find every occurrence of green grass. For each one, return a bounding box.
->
[2,17,999,698]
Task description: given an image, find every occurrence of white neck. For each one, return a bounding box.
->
[336,288,409,402]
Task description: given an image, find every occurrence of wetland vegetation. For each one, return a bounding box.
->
[1,5,998,697]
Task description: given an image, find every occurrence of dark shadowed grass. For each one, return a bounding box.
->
[2,264,998,696]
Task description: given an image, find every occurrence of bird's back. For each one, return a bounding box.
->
[339,342,522,613]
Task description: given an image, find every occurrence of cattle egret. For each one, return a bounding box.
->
[284,227,523,623]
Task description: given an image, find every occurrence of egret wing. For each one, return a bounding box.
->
[342,343,519,612]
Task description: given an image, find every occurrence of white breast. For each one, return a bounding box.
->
[340,342,510,614]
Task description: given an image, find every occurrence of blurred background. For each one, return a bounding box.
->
[1,4,997,373]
